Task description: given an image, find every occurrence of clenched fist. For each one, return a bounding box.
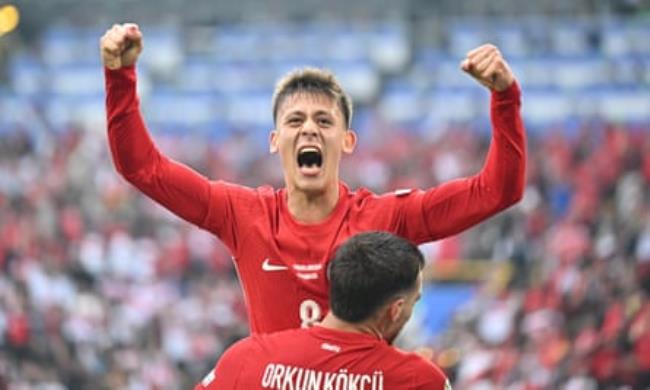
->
[100,23,143,70]
[461,44,515,92]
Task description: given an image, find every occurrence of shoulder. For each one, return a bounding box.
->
[208,181,280,207]
[387,349,449,389]
[225,328,307,356]
[221,335,261,358]
[410,356,447,381]
[234,328,312,360]
[341,184,423,229]
[346,184,415,202]
[205,336,261,388]
[255,327,309,345]
[346,184,421,208]
[409,355,449,389]
[211,180,275,196]
[220,330,301,362]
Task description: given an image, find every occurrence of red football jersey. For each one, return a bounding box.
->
[195,326,450,390]
[105,67,526,333]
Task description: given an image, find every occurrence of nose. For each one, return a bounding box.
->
[300,120,319,138]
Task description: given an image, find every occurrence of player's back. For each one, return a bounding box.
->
[199,325,449,390]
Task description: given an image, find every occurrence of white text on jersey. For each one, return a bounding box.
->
[261,363,384,390]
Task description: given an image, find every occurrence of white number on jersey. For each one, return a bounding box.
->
[299,299,322,328]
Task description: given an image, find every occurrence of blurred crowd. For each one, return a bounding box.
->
[1,107,649,389]
[0,124,251,389]
[429,122,650,389]
[1,0,650,385]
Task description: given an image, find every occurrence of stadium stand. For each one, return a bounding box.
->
[1,5,649,388]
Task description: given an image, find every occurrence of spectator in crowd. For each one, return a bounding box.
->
[2,110,648,388]
[0,19,648,390]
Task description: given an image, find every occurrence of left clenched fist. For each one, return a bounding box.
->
[461,44,515,92]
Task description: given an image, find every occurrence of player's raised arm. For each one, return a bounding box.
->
[458,44,525,213]
[100,23,213,228]
[396,44,526,242]
[460,44,525,208]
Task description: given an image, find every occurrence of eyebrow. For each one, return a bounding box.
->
[284,110,333,118]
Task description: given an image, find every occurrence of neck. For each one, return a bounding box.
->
[319,313,383,340]
[286,181,340,224]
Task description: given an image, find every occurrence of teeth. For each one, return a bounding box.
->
[299,146,320,154]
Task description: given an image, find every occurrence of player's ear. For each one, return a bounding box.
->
[342,129,357,154]
[388,297,405,322]
[269,129,279,154]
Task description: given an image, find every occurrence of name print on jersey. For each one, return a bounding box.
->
[261,363,384,390]
[293,263,323,280]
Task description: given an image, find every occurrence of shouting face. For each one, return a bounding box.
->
[270,92,356,196]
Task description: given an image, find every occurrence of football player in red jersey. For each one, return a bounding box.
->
[196,231,451,390]
[100,23,525,333]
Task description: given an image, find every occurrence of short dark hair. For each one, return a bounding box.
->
[328,231,424,323]
[272,67,353,128]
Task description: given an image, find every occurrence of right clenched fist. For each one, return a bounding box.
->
[100,23,143,70]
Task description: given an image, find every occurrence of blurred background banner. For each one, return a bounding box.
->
[1,0,649,388]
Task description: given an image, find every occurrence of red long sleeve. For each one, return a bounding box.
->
[395,82,526,242]
[104,66,212,227]
[486,81,526,205]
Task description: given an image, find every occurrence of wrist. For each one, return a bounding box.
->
[492,80,520,100]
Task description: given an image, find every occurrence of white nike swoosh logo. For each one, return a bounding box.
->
[262,258,289,272]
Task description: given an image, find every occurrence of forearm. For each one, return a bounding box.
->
[104,66,211,225]
[406,82,526,241]
[481,80,526,206]
[105,66,157,177]
[437,82,526,218]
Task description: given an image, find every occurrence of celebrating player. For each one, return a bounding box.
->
[100,23,526,333]
[196,231,450,389]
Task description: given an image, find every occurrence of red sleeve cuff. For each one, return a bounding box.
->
[104,65,137,88]
[491,80,521,102]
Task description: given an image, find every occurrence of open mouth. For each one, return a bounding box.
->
[297,146,323,176]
